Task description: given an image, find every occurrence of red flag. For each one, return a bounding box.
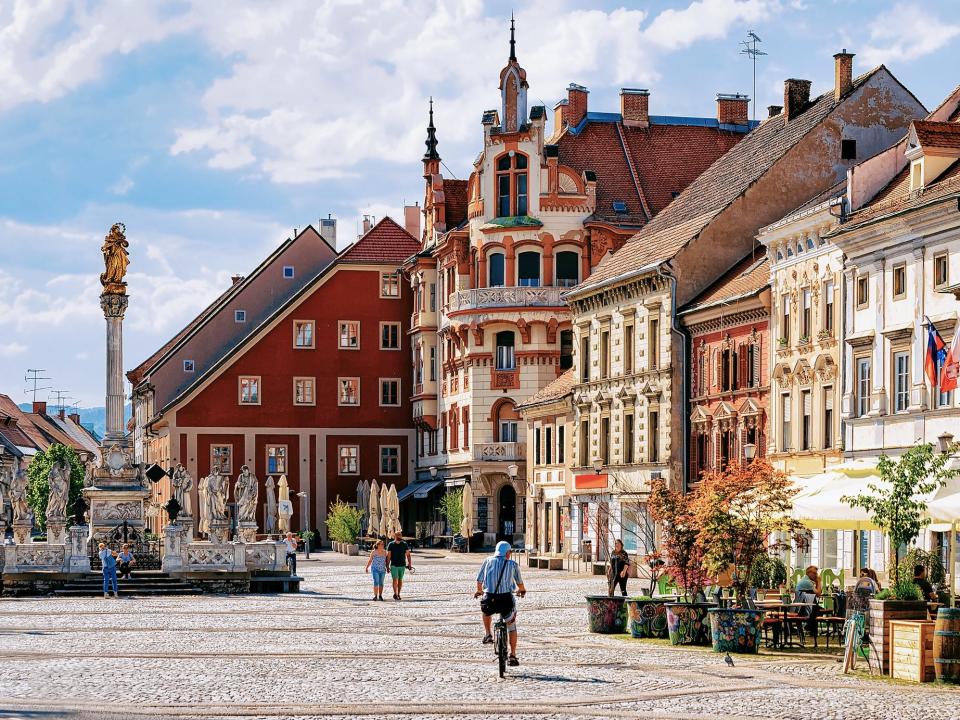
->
[942,329,960,393]
[926,324,947,387]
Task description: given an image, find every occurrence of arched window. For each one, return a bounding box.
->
[496,400,520,442]
[496,152,528,217]
[488,252,505,287]
[556,251,579,287]
[517,251,540,287]
[495,330,515,370]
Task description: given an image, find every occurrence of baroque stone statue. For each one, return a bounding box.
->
[171,463,194,517]
[46,460,70,520]
[198,467,211,535]
[100,222,130,295]
[234,465,258,525]
[203,471,227,525]
[264,476,277,534]
[10,467,30,523]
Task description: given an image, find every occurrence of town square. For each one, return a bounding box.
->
[3,1,960,718]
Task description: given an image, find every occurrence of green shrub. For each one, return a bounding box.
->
[875,588,892,600]
[898,548,946,589]
[325,497,363,544]
[437,489,464,535]
[769,557,788,588]
[892,578,922,601]
[750,553,771,588]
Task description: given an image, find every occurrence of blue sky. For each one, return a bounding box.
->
[1,0,959,407]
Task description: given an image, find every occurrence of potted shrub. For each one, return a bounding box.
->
[694,460,808,654]
[817,329,832,342]
[325,497,364,555]
[843,443,957,673]
[649,478,713,646]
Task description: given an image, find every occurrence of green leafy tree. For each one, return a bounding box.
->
[26,443,85,532]
[843,443,958,586]
[899,547,946,590]
[325,497,363,544]
[437,488,464,535]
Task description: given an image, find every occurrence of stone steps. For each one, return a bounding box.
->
[53,571,202,597]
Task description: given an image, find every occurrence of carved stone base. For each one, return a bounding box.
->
[83,486,150,541]
[207,521,230,545]
[12,522,31,545]
[67,526,91,573]
[162,524,187,573]
[238,522,258,543]
[46,519,67,545]
[3,543,67,573]
[244,542,284,571]
[176,514,195,541]
[183,542,245,572]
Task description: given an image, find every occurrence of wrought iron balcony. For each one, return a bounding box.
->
[448,286,566,312]
[473,442,527,462]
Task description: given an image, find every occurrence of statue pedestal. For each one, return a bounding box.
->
[83,465,150,542]
[12,521,31,545]
[46,518,67,545]
[162,524,187,573]
[67,525,91,573]
[238,521,258,543]
[177,514,195,541]
[207,521,230,545]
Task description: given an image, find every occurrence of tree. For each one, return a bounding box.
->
[693,460,808,606]
[843,443,957,586]
[26,443,86,532]
[648,477,709,601]
[437,488,464,535]
[325,497,363,544]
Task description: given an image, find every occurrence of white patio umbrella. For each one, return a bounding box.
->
[388,484,401,535]
[460,483,474,539]
[277,474,291,534]
[367,479,381,537]
[379,482,390,537]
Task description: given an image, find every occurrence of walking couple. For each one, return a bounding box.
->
[365,531,413,600]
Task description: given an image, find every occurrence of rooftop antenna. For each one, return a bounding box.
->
[23,369,52,403]
[49,390,72,416]
[740,30,767,122]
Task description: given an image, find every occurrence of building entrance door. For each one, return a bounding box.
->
[498,484,516,543]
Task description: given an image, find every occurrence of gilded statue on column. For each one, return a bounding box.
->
[100,222,129,295]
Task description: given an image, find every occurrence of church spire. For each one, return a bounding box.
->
[509,11,516,62]
[498,15,528,134]
[423,97,440,162]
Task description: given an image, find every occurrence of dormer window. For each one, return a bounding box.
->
[612,201,628,214]
[496,152,528,217]
[911,160,923,191]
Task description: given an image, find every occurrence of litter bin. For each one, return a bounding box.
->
[582,540,592,563]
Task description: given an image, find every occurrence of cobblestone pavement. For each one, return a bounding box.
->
[2,550,959,719]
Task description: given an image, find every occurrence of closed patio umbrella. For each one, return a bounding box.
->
[460,483,474,540]
[388,484,400,535]
[356,479,367,526]
[379,483,390,537]
[367,479,381,537]
[277,474,291,534]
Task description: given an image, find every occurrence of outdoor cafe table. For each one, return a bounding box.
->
[755,600,817,650]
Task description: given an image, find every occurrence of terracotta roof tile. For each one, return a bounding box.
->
[681,252,769,312]
[574,69,883,294]
[517,369,576,410]
[0,394,47,451]
[337,216,420,264]
[444,179,469,227]
[914,120,960,150]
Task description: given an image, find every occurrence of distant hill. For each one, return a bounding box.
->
[18,403,131,439]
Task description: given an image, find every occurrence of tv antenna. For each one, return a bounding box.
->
[740,30,767,122]
[23,369,52,403]
[49,390,73,416]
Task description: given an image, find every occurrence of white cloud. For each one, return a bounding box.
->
[860,3,960,66]
[644,0,776,51]
[0,341,27,357]
[110,175,134,195]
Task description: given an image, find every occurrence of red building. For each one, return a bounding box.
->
[678,252,771,481]
[129,219,419,539]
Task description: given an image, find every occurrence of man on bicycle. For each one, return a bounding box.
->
[474,540,526,666]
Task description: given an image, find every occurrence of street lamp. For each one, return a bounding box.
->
[939,432,955,455]
[296,491,310,559]
[743,443,757,463]
[429,465,438,479]
[592,459,603,474]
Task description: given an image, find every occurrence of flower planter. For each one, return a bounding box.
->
[345,543,359,556]
[626,598,669,639]
[666,602,714,646]
[708,608,766,654]
[585,595,627,634]
[869,599,929,675]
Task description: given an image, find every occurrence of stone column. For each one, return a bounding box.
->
[161,523,185,573]
[101,294,129,443]
[67,525,91,573]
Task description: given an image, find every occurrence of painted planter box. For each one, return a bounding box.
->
[708,608,766,654]
[665,602,713,646]
[626,598,669,639]
[586,595,627,634]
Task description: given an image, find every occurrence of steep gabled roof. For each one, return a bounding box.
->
[517,369,576,410]
[337,217,420,264]
[681,252,769,314]
[572,68,885,295]
[914,120,960,150]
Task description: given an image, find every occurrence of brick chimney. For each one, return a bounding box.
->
[567,84,589,128]
[834,49,855,101]
[767,105,783,118]
[230,274,244,286]
[783,79,812,122]
[68,412,82,425]
[58,408,65,420]
[362,216,373,235]
[404,203,421,240]
[553,99,568,133]
[620,89,649,128]
[32,401,46,414]
[716,93,749,125]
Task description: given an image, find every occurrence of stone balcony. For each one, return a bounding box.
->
[473,442,527,462]
[448,286,567,313]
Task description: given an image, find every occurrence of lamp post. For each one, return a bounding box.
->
[296,491,310,559]
[592,459,603,475]
[743,443,757,464]
[429,465,438,479]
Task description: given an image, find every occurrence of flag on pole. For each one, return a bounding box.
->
[926,322,947,388]
[942,326,960,393]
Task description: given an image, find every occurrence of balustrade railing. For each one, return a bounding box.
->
[449,286,566,312]
[473,442,527,462]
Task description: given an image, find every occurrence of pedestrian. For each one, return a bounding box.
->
[607,539,630,597]
[386,530,412,600]
[117,543,136,580]
[284,531,298,575]
[99,542,119,599]
[365,539,388,600]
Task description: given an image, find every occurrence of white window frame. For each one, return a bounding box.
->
[892,263,907,301]
[234,310,246,323]
[183,360,195,373]
[339,320,360,350]
[293,376,316,406]
[283,265,295,279]
[211,444,232,475]
[338,377,360,406]
[266,444,287,474]
[893,349,910,413]
[379,445,401,475]
[934,252,950,289]
[338,445,359,475]
[239,376,260,405]
[380,322,401,350]
[293,319,315,349]
[379,378,401,407]
[856,356,871,417]
[380,271,400,299]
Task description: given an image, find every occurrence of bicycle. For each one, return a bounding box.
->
[494,612,509,678]
[841,610,878,674]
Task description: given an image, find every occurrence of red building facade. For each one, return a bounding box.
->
[130,219,419,538]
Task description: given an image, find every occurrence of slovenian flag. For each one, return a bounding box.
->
[926,322,947,389]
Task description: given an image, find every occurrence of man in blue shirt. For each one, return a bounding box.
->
[98,543,119,599]
[474,541,526,666]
